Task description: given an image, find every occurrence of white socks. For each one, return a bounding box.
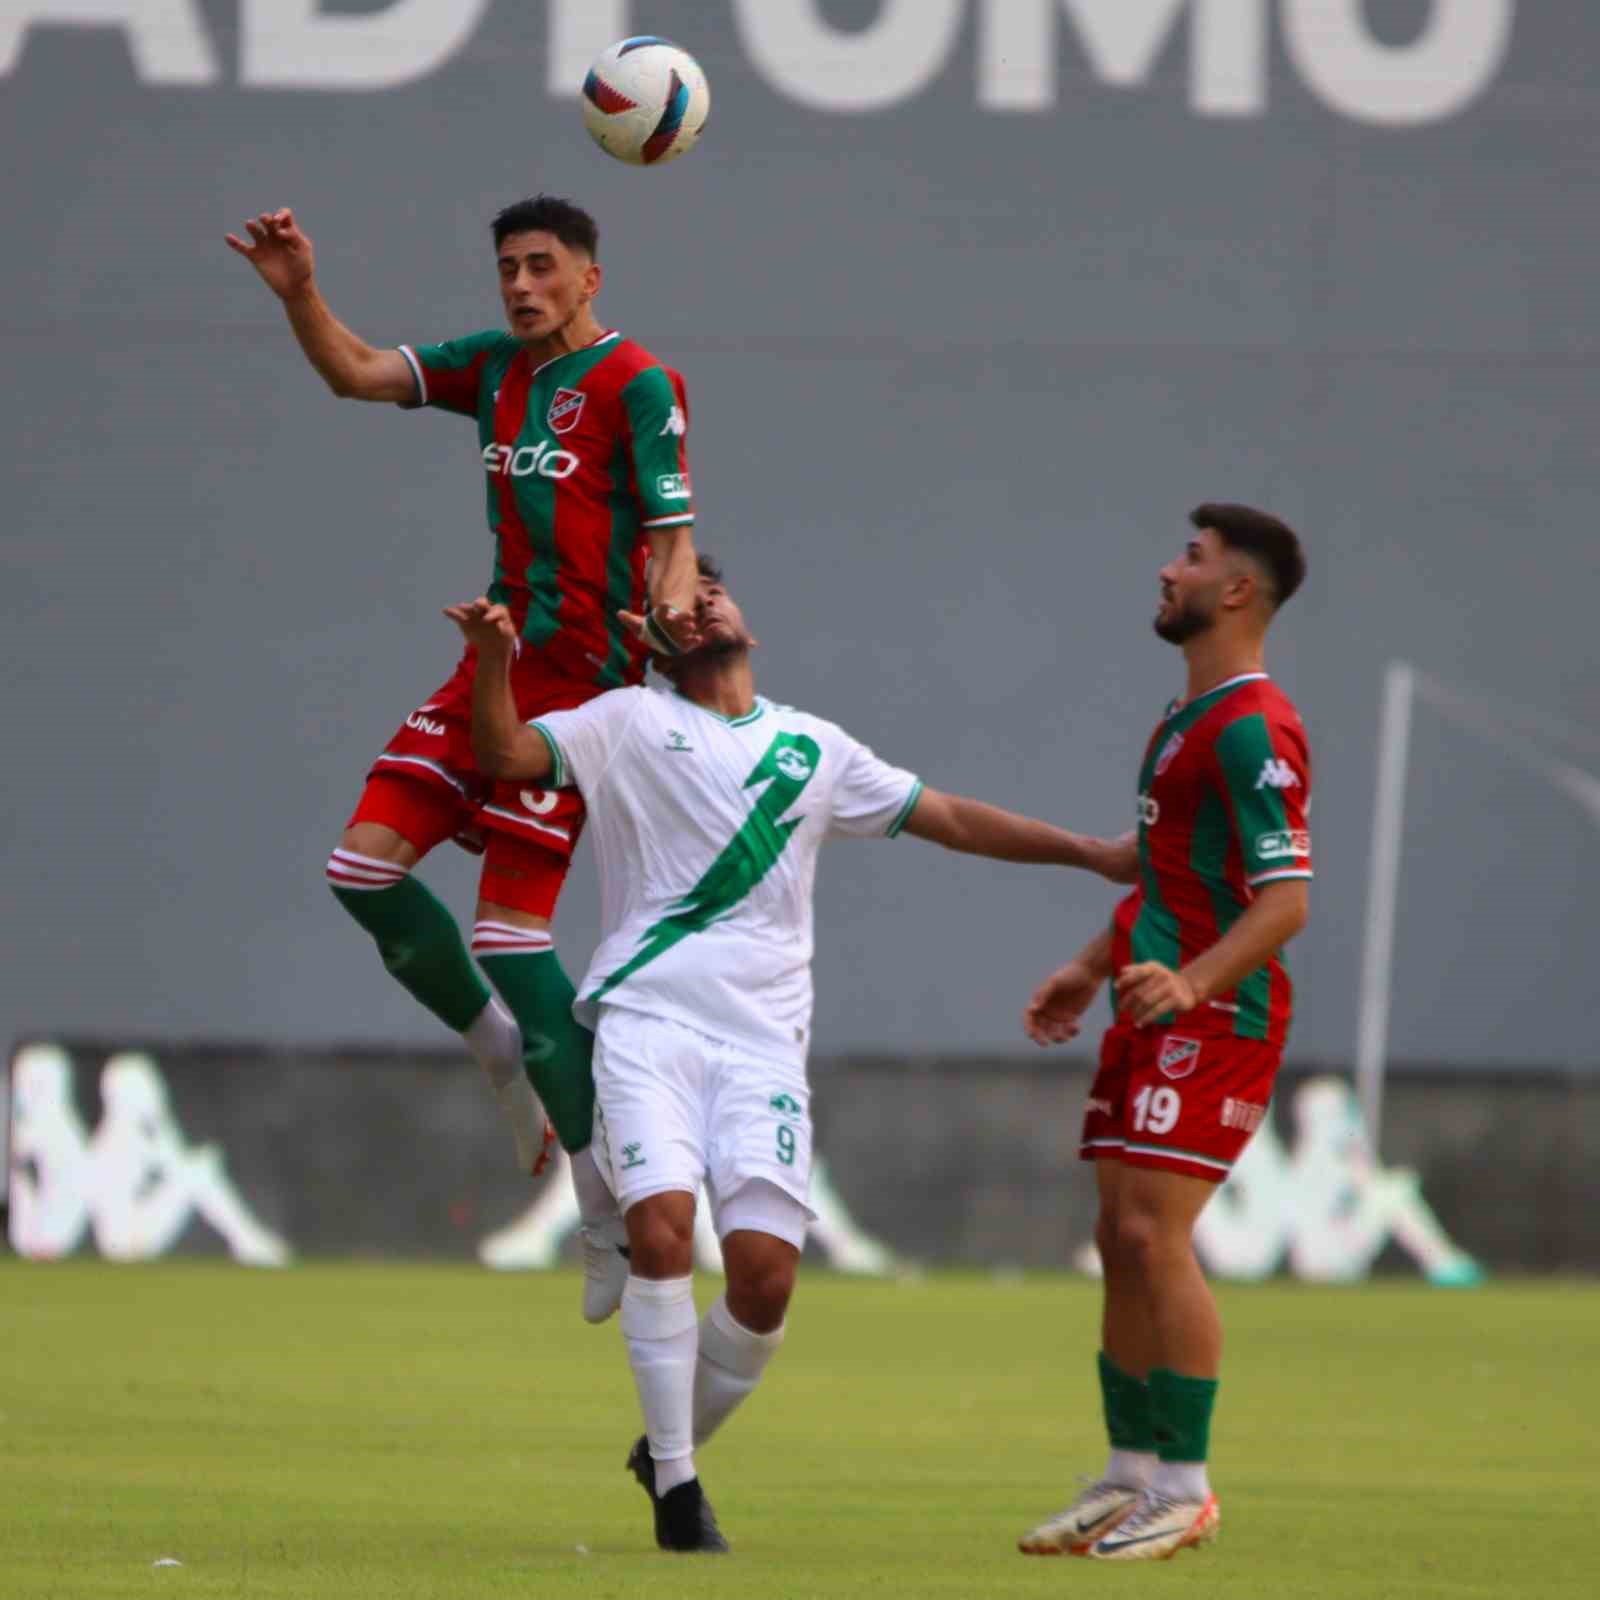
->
[621,1275,699,1494]
[1105,1448,1157,1490]
[694,1295,784,1447]
[463,997,546,1173]
[1150,1459,1211,1502]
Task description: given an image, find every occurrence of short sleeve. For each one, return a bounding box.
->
[1213,712,1313,886]
[621,365,695,530]
[397,330,508,417]
[529,690,641,796]
[828,736,923,840]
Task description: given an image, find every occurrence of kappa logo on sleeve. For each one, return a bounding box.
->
[1255,758,1301,790]
[1157,1036,1203,1080]
[658,404,686,437]
[1154,732,1185,775]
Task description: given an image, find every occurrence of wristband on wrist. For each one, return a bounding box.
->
[643,607,684,657]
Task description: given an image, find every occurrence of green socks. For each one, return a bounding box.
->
[1099,1351,1157,1454]
[1149,1367,1219,1464]
[477,948,596,1152]
[330,874,490,1033]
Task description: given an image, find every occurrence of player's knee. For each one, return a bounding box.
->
[724,1247,796,1334]
[624,1193,695,1278]
[720,1224,800,1333]
[1106,1208,1169,1274]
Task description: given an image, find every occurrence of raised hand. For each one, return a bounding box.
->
[1023,961,1105,1047]
[224,208,316,300]
[618,602,702,658]
[443,598,519,654]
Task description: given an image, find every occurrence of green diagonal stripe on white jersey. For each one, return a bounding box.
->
[591,731,822,1000]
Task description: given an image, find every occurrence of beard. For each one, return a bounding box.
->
[1152,599,1215,645]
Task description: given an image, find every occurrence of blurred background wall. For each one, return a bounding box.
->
[4,1,1596,1074]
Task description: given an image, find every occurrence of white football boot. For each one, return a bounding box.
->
[579,1219,631,1323]
[1017,1480,1143,1555]
[1088,1489,1219,1560]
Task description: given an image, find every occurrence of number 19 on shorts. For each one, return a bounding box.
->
[1131,1084,1181,1135]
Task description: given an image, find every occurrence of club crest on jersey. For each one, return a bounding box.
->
[547,388,587,435]
[1158,1036,1202,1080]
[775,749,813,781]
[1154,732,1185,776]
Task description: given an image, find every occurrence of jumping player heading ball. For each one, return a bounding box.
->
[226,196,701,1287]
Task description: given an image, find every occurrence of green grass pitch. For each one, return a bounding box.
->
[3,1261,1595,1598]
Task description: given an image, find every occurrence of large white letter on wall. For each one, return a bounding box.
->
[980,0,1267,116]
[548,0,630,96]
[0,0,219,83]
[242,0,491,91]
[734,0,964,113]
[1283,0,1515,126]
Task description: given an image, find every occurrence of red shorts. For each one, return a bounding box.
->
[1079,1022,1281,1183]
[346,647,599,918]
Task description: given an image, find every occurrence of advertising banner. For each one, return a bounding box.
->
[6,1040,1592,1274]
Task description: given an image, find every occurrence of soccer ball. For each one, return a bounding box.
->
[581,37,710,167]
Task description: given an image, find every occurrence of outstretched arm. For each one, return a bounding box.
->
[225,208,414,402]
[901,788,1136,882]
[444,600,557,782]
[1118,878,1309,1026]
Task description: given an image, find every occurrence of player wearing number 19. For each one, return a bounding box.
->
[224,197,701,1259]
[448,557,1134,1552]
[1018,504,1311,1563]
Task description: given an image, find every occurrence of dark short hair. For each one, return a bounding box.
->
[491,196,599,258]
[1190,503,1306,609]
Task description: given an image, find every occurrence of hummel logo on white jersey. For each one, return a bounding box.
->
[665,730,693,753]
[659,405,686,437]
[1255,758,1300,791]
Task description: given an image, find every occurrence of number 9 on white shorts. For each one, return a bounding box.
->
[591,1006,816,1225]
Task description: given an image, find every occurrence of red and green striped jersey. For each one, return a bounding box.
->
[1117,672,1313,1048]
[398,329,694,689]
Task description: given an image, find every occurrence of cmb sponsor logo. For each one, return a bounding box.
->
[482,441,579,481]
[656,473,690,500]
[1255,829,1311,860]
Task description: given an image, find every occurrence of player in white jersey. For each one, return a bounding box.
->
[447,558,1134,1553]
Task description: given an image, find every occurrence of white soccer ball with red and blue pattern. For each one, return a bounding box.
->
[582,38,710,167]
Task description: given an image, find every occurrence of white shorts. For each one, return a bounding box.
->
[590,1006,816,1246]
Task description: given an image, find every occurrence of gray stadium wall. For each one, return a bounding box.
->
[6,1040,1596,1274]
[4,2,1599,1076]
